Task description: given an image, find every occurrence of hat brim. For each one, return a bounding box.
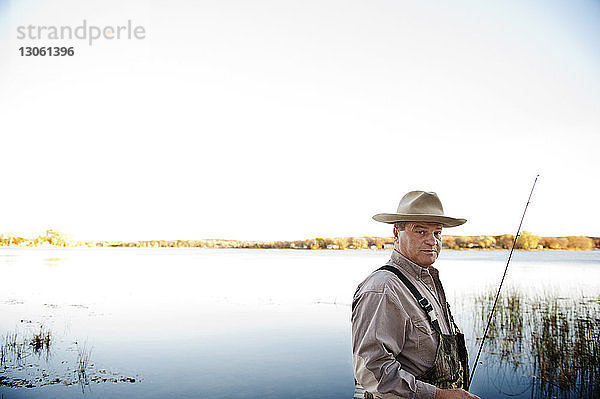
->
[372,213,467,228]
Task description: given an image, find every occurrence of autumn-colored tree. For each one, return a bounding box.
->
[496,234,515,249]
[335,237,348,250]
[42,230,73,247]
[349,237,368,249]
[442,236,457,249]
[566,236,594,250]
[454,236,469,249]
[476,236,496,249]
[516,231,541,250]
[316,238,327,249]
[539,237,568,249]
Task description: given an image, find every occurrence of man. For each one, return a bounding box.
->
[352,191,480,399]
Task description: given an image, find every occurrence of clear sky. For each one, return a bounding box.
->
[0,0,599,241]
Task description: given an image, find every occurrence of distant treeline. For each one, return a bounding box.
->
[443,232,598,250]
[0,230,598,250]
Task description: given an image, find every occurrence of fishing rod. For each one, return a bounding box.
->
[468,174,539,388]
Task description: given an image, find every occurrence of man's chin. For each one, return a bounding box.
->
[417,253,437,267]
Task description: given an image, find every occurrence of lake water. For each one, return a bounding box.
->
[0,248,599,398]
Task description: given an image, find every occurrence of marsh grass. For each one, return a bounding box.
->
[474,288,600,398]
[30,327,51,354]
[530,295,600,398]
[1,328,135,389]
[76,341,93,385]
[0,326,53,381]
[1,330,28,367]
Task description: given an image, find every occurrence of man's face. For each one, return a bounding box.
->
[395,221,443,268]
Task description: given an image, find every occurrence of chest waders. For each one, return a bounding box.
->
[359,266,470,399]
[378,265,470,390]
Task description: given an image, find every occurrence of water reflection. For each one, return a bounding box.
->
[474,288,600,398]
[44,257,63,267]
[1,248,599,398]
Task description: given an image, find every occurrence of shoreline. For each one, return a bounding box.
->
[0,246,597,251]
[1,231,598,251]
[0,242,600,252]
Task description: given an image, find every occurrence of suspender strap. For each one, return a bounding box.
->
[377,265,442,334]
[446,302,460,333]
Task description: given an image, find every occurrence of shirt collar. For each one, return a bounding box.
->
[390,249,436,280]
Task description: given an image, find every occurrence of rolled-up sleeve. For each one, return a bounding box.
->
[352,289,437,399]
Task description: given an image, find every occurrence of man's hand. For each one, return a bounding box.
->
[435,388,481,399]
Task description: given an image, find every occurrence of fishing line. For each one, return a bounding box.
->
[468,174,539,388]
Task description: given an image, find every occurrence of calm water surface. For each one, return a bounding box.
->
[0,248,599,398]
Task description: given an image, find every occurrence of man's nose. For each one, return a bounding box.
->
[424,234,436,245]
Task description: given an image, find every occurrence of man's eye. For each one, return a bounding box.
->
[416,230,425,235]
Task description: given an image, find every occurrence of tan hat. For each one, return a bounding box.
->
[372,191,466,228]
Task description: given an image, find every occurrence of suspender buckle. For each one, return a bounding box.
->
[418,297,431,309]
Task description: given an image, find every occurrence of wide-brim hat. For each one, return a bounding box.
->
[373,191,466,228]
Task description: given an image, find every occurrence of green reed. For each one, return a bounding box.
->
[473,288,600,398]
[76,341,93,385]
